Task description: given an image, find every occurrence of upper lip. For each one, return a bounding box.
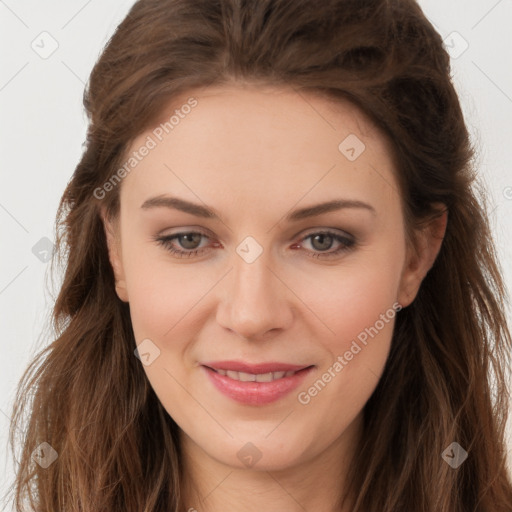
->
[202,360,313,374]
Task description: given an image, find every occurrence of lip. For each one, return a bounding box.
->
[201,362,315,406]
[202,360,310,373]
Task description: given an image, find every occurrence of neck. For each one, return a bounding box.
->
[179,413,363,512]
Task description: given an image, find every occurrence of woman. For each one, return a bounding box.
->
[5,0,512,510]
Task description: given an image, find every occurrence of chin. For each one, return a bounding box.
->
[203,434,311,472]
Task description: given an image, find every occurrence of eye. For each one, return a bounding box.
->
[153,229,356,260]
[292,230,356,259]
[154,230,213,259]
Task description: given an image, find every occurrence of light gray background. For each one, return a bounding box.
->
[1,0,511,506]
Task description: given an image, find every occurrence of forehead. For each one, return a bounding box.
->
[118,83,401,223]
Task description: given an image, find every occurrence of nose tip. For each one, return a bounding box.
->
[215,258,294,341]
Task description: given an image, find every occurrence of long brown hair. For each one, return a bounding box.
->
[4,0,512,510]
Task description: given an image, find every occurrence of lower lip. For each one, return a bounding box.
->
[201,365,314,406]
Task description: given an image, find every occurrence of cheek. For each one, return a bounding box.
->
[122,241,211,342]
[123,254,208,414]
[294,242,403,409]
[322,267,400,345]
[298,244,404,353]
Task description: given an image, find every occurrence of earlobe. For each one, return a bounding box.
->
[397,205,448,307]
[99,206,129,303]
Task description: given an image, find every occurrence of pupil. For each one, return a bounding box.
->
[312,234,333,251]
[181,233,201,249]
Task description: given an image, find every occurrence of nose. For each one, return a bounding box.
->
[215,249,294,341]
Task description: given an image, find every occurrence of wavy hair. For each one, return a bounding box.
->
[4,0,512,510]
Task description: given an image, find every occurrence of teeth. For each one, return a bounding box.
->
[226,370,241,380]
[239,371,257,382]
[255,372,273,382]
[214,369,299,382]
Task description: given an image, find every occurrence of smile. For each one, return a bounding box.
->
[201,365,315,405]
[210,368,299,382]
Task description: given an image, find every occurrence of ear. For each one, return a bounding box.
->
[99,206,129,303]
[397,204,448,308]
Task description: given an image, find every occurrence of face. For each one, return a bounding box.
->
[102,84,444,472]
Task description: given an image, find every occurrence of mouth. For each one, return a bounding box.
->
[200,362,315,405]
[205,367,308,382]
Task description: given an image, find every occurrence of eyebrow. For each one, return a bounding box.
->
[140,195,376,221]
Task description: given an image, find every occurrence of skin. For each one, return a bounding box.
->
[102,83,447,512]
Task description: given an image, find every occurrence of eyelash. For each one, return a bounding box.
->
[153,229,356,260]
